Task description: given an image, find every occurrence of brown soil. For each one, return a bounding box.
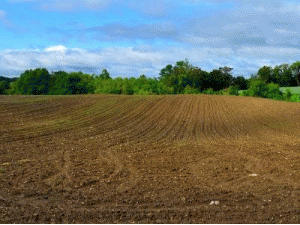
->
[1,94,300,223]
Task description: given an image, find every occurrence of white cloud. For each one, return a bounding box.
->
[2,44,300,78]
[44,45,68,53]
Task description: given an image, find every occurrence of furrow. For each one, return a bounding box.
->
[171,96,195,142]
[155,96,189,145]
[108,97,169,143]
[136,96,183,143]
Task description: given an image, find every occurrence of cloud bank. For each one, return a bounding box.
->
[1,44,300,78]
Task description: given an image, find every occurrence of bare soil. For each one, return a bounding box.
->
[1,94,300,223]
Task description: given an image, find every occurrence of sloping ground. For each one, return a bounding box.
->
[1,94,300,223]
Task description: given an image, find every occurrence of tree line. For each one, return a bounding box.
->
[0,59,300,98]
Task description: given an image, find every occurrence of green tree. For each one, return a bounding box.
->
[257,66,273,83]
[122,78,134,95]
[159,64,173,80]
[48,71,94,95]
[66,72,90,94]
[189,68,210,91]
[290,61,300,86]
[272,64,295,87]
[94,77,123,94]
[280,64,295,87]
[0,76,18,83]
[265,83,283,100]
[245,80,268,97]
[10,68,50,95]
[209,67,233,91]
[159,59,196,94]
[0,80,9,94]
[77,73,95,94]
[48,71,69,95]
[232,76,247,90]
[99,69,111,79]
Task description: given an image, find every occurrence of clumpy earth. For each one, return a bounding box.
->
[1,94,300,223]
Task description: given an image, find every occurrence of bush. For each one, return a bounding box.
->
[245,80,283,100]
[134,90,152,95]
[94,78,122,94]
[183,86,201,94]
[221,86,239,96]
[265,83,283,100]
[239,81,286,100]
[284,89,292,100]
[247,80,268,97]
[215,90,223,95]
[240,90,249,96]
[202,88,215,95]
[291,94,300,102]
[122,84,134,95]
[229,86,239,96]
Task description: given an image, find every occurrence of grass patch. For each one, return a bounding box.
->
[279,86,300,94]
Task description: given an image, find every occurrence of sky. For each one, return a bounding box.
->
[1,0,300,78]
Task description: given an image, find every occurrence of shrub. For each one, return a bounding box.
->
[291,94,300,102]
[222,86,239,96]
[122,84,134,95]
[245,81,284,100]
[265,83,283,100]
[284,89,292,100]
[202,88,215,95]
[134,90,152,95]
[215,90,223,95]
[247,80,268,98]
[240,90,249,96]
[183,86,200,94]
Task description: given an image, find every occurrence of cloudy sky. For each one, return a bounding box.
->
[1,0,300,78]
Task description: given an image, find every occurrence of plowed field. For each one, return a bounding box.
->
[1,94,300,223]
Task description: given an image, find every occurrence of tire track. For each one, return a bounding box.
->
[97,147,141,193]
[44,149,73,189]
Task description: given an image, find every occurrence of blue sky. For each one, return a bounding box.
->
[1,0,300,78]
